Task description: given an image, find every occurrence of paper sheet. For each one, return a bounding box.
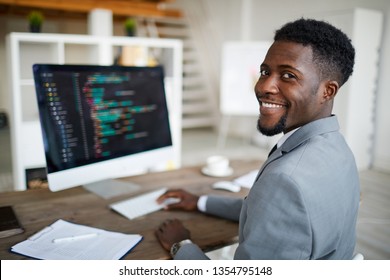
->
[11,219,142,260]
[233,170,259,189]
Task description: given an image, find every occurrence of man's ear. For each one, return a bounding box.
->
[322,80,339,102]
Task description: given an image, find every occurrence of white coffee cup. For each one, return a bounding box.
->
[206,155,230,175]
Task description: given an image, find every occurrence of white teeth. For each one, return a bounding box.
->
[262,102,283,108]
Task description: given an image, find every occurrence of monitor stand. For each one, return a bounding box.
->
[83,179,141,199]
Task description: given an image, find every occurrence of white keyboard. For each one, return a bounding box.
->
[110,188,179,220]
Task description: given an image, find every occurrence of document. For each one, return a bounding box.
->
[11,219,142,260]
[233,169,258,188]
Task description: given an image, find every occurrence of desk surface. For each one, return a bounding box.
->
[0,159,261,260]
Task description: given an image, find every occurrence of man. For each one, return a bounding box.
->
[155,18,360,260]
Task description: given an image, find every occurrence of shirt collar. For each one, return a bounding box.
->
[277,128,300,148]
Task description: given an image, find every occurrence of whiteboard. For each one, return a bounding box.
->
[220,41,272,116]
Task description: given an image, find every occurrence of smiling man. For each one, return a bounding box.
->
[155,18,360,260]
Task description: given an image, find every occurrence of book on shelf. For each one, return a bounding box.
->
[0,206,24,238]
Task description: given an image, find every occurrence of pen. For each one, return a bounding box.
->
[52,233,98,243]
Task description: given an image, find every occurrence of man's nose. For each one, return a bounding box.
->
[255,76,279,95]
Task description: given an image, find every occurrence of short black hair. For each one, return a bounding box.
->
[274,18,355,86]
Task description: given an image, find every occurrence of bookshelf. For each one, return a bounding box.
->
[6,32,182,191]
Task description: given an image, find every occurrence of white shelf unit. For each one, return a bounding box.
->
[6,32,183,191]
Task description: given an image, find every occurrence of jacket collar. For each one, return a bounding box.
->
[279,115,339,155]
[255,115,340,181]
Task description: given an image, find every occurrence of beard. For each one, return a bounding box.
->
[257,113,287,136]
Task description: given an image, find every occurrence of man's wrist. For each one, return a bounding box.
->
[170,239,192,258]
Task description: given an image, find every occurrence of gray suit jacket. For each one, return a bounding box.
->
[174,116,360,260]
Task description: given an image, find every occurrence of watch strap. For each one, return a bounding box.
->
[170,239,192,258]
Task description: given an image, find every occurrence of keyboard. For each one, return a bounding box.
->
[110,188,179,220]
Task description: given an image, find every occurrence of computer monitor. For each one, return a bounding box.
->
[33,64,174,194]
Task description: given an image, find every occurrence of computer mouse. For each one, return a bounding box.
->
[211,181,241,193]
[162,197,181,206]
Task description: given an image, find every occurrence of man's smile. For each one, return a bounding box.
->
[260,101,285,109]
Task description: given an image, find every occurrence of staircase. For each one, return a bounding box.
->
[138,16,217,129]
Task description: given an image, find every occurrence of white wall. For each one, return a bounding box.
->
[373,4,390,172]
[174,0,390,172]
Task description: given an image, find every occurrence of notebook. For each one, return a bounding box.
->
[11,219,142,260]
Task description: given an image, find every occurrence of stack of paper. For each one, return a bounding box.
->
[11,219,142,260]
[233,170,258,188]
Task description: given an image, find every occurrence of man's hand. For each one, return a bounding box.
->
[155,218,191,251]
[157,189,199,211]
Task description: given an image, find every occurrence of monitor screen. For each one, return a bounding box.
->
[33,64,174,192]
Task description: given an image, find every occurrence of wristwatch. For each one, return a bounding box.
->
[170,239,192,258]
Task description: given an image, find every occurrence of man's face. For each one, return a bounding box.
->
[255,41,328,136]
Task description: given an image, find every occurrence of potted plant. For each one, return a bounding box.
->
[28,11,44,33]
[124,17,137,36]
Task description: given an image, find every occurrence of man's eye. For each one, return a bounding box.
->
[282,73,295,79]
[260,69,269,76]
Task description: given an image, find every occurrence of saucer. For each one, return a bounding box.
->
[201,166,234,177]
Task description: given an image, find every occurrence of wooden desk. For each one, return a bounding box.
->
[0,159,261,260]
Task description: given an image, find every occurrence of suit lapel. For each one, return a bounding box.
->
[254,116,340,182]
[254,145,284,182]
